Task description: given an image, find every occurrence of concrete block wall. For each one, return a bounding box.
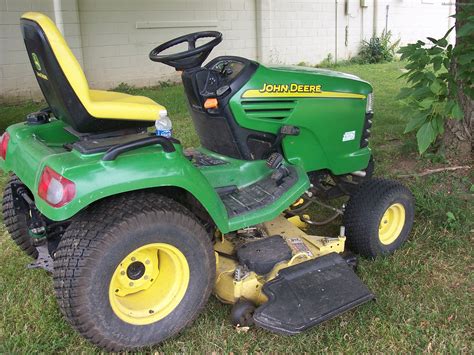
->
[0,0,455,103]
[0,0,82,102]
[378,0,455,46]
[259,0,453,66]
[78,0,257,89]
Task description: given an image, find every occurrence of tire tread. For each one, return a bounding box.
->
[2,175,38,258]
[343,178,414,257]
[53,191,214,350]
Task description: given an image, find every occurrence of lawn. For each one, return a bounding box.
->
[0,62,472,353]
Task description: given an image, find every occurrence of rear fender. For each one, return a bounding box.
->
[16,145,230,233]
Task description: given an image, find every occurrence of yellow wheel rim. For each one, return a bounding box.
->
[109,243,189,325]
[378,203,406,245]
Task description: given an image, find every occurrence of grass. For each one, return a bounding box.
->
[0,62,472,353]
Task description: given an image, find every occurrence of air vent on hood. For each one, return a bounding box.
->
[241,100,296,120]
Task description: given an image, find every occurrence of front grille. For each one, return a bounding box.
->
[360,112,373,148]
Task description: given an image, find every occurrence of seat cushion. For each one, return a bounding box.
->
[88,90,164,121]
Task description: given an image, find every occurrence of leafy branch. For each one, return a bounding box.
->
[397,8,473,154]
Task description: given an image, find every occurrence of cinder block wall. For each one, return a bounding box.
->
[78,0,257,89]
[0,0,82,102]
[0,0,454,103]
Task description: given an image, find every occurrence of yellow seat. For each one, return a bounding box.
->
[87,90,164,120]
[21,12,165,132]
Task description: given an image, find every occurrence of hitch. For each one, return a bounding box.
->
[14,184,47,237]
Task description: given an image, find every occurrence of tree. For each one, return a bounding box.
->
[443,0,472,160]
[397,1,473,160]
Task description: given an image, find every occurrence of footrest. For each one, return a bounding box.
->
[253,253,375,334]
[220,166,298,217]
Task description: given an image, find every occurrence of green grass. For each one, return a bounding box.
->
[1,62,472,353]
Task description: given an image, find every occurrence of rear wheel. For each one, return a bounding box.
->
[2,175,38,258]
[343,178,414,258]
[54,191,215,351]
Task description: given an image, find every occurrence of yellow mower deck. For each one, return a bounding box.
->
[214,215,346,305]
[214,215,375,334]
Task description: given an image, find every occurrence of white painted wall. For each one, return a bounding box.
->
[78,0,257,89]
[0,0,454,103]
[0,0,82,102]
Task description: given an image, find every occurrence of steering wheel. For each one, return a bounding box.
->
[149,31,222,70]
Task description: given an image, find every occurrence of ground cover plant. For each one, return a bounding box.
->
[0,62,472,352]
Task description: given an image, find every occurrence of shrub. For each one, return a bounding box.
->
[396,9,473,154]
[357,30,400,64]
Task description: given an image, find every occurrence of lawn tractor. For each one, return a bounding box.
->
[1,12,415,350]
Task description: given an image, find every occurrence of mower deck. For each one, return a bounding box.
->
[214,215,375,334]
[253,253,375,334]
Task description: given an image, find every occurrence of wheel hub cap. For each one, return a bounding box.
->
[109,243,190,325]
[378,203,406,245]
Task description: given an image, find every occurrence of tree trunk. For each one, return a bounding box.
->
[443,0,473,161]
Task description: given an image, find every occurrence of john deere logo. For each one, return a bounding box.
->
[32,53,41,71]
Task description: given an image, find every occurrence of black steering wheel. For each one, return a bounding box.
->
[149,31,222,70]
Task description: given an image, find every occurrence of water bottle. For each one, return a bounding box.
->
[155,110,172,138]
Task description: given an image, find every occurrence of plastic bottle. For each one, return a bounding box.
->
[155,110,172,138]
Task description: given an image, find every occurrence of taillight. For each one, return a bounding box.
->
[0,132,10,160]
[38,166,76,207]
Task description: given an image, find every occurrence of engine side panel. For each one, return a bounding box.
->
[229,65,373,175]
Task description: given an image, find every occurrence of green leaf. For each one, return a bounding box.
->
[435,115,445,134]
[425,71,436,82]
[432,56,443,71]
[407,71,425,84]
[444,100,455,115]
[446,211,456,221]
[419,98,435,109]
[431,115,444,135]
[451,103,464,120]
[442,25,455,40]
[412,86,431,99]
[437,38,448,48]
[427,37,438,44]
[457,52,474,65]
[416,121,436,154]
[430,80,443,95]
[457,23,474,37]
[428,47,444,55]
[396,87,413,100]
[405,112,429,133]
[443,57,450,69]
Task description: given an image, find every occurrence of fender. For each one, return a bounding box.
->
[3,122,230,232]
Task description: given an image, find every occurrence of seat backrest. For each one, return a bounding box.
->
[21,12,124,132]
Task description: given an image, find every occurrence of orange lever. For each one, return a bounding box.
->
[204,98,218,109]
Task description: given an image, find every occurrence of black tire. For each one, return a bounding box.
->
[343,178,414,258]
[2,175,38,258]
[53,191,215,351]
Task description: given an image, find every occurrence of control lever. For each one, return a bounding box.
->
[266,152,290,183]
[219,61,233,76]
[269,125,300,153]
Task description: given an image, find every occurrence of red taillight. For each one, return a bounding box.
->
[38,166,76,207]
[0,132,10,160]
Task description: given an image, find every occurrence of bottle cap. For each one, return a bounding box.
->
[159,109,168,118]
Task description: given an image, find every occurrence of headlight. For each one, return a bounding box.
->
[366,93,373,113]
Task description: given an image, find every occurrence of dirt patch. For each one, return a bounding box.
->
[390,155,418,175]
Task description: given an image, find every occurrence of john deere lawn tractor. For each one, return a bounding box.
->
[1,12,414,350]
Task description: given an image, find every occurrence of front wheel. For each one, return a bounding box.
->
[54,192,215,351]
[343,178,414,258]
